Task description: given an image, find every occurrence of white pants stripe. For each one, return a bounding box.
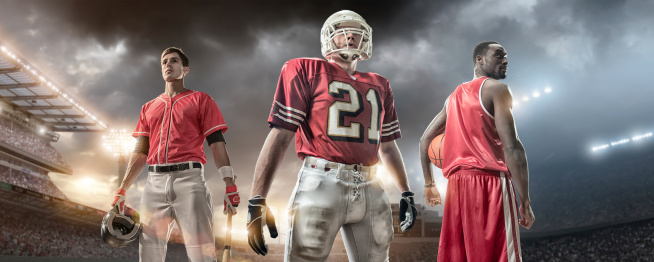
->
[500,172,522,262]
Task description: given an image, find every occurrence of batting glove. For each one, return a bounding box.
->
[399,191,418,232]
[111,188,126,215]
[247,196,278,256]
[224,185,240,215]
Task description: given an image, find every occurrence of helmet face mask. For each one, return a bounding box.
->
[101,206,142,248]
[321,10,373,62]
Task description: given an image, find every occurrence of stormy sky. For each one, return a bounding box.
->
[1,0,654,236]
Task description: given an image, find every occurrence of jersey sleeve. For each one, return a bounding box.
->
[200,94,228,137]
[132,104,151,138]
[380,81,401,142]
[267,60,310,132]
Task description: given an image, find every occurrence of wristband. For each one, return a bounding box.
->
[424,183,436,188]
[218,166,236,181]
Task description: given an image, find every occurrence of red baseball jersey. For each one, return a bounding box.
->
[268,58,401,166]
[133,90,228,165]
[442,77,509,178]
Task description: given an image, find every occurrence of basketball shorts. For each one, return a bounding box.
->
[438,169,522,262]
[284,156,394,262]
[139,161,216,262]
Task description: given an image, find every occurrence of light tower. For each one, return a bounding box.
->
[102,129,136,188]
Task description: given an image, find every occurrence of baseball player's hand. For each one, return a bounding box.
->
[519,200,535,229]
[399,191,418,232]
[111,188,126,215]
[424,186,442,207]
[247,196,278,256]
[224,185,240,215]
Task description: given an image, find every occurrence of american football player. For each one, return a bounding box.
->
[247,10,416,261]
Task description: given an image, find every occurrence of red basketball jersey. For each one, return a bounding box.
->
[268,58,401,165]
[442,77,509,178]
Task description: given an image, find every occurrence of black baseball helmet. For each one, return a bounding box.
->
[101,205,142,248]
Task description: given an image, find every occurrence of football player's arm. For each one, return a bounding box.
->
[118,136,148,191]
[250,126,295,197]
[491,81,535,229]
[378,141,410,193]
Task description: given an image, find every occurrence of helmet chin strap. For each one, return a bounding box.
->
[339,53,350,61]
[334,53,359,62]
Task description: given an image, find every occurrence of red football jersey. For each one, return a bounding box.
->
[268,58,401,165]
[442,77,509,178]
[133,90,228,165]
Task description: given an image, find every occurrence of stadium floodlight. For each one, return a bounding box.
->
[522,96,530,102]
[513,101,519,107]
[103,129,135,188]
[533,92,540,98]
[102,129,135,156]
[544,87,552,93]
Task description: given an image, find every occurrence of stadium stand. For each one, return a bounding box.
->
[0,117,71,170]
[522,218,654,261]
[527,145,654,233]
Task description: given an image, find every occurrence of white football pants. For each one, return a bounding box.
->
[139,162,215,262]
[285,157,394,262]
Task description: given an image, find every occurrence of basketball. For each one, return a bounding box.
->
[428,134,445,168]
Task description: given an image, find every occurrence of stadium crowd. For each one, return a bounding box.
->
[528,149,654,232]
[0,117,71,170]
[0,206,190,260]
[0,164,67,199]
[522,218,654,261]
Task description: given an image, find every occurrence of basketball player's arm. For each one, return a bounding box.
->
[418,98,447,206]
[209,141,236,187]
[117,136,149,191]
[419,98,448,185]
[250,126,295,197]
[492,82,535,229]
[379,141,411,193]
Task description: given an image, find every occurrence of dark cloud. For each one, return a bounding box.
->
[1,0,653,232]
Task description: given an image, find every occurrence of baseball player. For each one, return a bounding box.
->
[419,41,535,261]
[111,47,240,262]
[246,10,417,262]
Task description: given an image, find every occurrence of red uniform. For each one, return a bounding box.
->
[268,58,401,165]
[438,77,522,262]
[132,90,228,165]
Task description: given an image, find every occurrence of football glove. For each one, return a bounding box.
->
[247,196,278,256]
[399,191,418,232]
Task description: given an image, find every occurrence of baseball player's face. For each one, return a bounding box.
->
[483,44,508,80]
[332,26,363,50]
[161,53,188,81]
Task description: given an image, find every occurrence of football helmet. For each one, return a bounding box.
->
[321,10,372,61]
[101,205,142,248]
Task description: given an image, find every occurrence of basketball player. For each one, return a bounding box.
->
[419,41,535,261]
[110,47,240,262]
[247,10,417,261]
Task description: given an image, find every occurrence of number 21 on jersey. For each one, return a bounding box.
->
[327,81,382,144]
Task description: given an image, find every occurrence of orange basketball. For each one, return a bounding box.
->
[428,134,445,169]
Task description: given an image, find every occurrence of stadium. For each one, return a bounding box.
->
[2,1,654,261]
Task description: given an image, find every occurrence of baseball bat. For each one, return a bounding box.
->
[222,209,233,262]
